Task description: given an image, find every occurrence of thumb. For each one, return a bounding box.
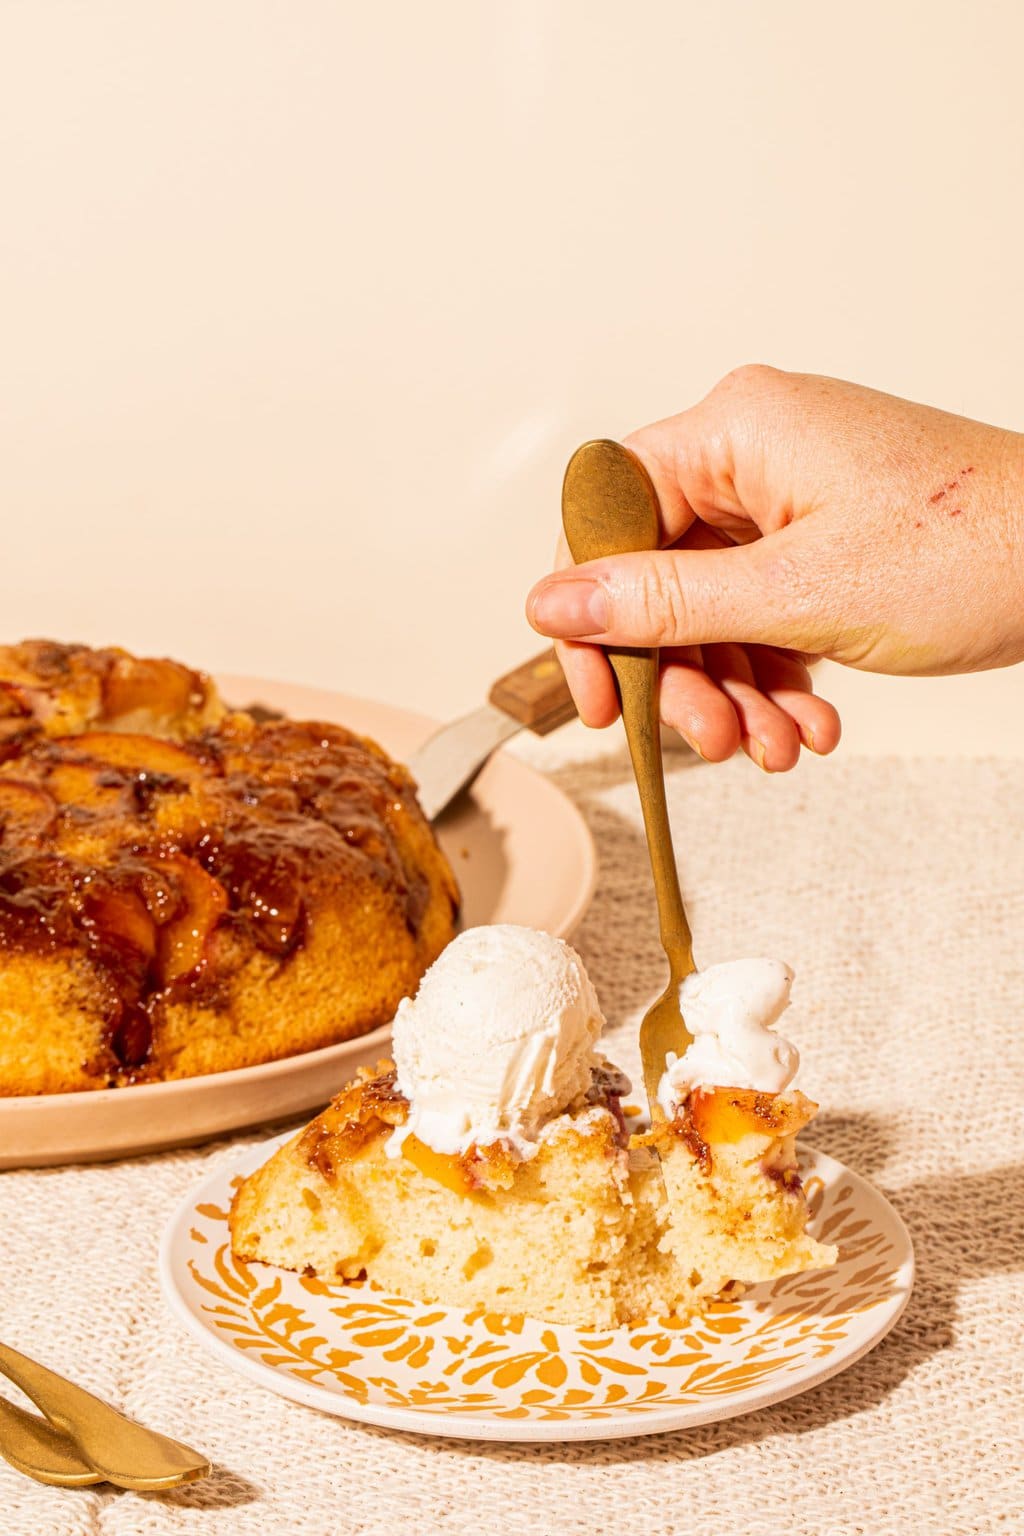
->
[526,536,835,654]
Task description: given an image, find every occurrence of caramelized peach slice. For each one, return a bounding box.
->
[0,780,57,838]
[153,854,228,984]
[402,1133,480,1197]
[0,683,37,757]
[0,718,31,755]
[57,732,203,781]
[45,762,125,812]
[0,680,32,718]
[79,884,158,963]
[101,656,203,722]
[688,1087,818,1145]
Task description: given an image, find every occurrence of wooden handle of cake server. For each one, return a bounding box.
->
[488,648,577,735]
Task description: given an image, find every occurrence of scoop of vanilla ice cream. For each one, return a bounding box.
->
[657,958,799,1118]
[387,925,606,1158]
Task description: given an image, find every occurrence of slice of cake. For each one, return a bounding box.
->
[230,927,835,1327]
[646,959,833,1296]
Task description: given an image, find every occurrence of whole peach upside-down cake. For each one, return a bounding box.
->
[0,640,458,1093]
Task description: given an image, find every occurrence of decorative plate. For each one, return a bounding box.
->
[2,675,596,1168]
[160,1137,914,1443]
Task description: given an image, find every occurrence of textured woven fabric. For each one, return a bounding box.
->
[2,737,1023,1536]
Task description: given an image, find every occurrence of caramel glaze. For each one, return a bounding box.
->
[300,1064,409,1178]
[762,1164,803,1192]
[0,714,452,1082]
[668,1101,713,1174]
[300,1062,630,1195]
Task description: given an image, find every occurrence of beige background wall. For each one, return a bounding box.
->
[1,0,1021,749]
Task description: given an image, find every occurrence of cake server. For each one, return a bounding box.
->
[407,648,577,821]
[561,439,695,1129]
[0,1341,210,1491]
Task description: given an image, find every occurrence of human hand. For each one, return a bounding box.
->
[526,367,1024,770]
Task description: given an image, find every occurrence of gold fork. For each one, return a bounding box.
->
[0,1341,210,1491]
[561,440,696,1127]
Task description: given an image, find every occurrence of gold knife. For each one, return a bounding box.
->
[0,1342,209,1491]
[0,1394,102,1488]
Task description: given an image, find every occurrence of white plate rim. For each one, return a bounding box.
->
[159,1137,915,1444]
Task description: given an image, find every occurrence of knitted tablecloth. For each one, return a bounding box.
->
[3,741,1023,1536]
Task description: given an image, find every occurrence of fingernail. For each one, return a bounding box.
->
[800,724,817,752]
[527,578,608,638]
[747,736,769,771]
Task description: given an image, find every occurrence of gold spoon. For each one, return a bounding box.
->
[0,1342,210,1491]
[561,439,695,1122]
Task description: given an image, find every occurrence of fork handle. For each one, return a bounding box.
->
[609,646,694,983]
[561,439,694,979]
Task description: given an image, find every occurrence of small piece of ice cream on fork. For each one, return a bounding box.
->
[658,958,800,1117]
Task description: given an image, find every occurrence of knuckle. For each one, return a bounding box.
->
[715,362,783,398]
[637,559,690,642]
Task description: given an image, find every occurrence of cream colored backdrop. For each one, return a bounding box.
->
[2,1,1021,748]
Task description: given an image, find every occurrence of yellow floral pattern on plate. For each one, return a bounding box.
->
[164,1144,914,1436]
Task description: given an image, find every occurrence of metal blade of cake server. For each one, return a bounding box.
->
[408,703,523,822]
